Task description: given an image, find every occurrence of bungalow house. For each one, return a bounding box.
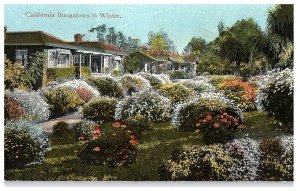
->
[127,51,198,77]
[4,27,126,80]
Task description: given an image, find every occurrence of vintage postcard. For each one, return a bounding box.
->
[3,3,294,183]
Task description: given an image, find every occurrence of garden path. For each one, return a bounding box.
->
[39,112,82,133]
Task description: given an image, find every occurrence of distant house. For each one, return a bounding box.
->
[4,27,126,79]
[127,51,198,76]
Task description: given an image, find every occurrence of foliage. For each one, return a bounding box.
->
[217,79,257,111]
[5,90,50,123]
[208,75,242,86]
[82,97,117,123]
[47,66,76,83]
[89,75,123,98]
[257,136,293,181]
[137,72,169,88]
[78,125,138,167]
[115,89,171,123]
[44,86,83,116]
[52,121,74,137]
[123,55,141,74]
[172,92,243,143]
[73,120,98,141]
[112,69,122,77]
[168,71,192,80]
[125,114,153,137]
[4,55,26,90]
[183,37,206,56]
[5,120,49,169]
[81,66,92,80]
[158,83,195,107]
[26,51,45,90]
[256,69,293,128]
[148,29,177,53]
[118,74,150,95]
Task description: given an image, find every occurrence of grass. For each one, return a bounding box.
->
[5,111,288,181]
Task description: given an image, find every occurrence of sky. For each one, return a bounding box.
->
[4,4,273,53]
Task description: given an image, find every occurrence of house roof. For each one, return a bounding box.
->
[5,31,126,56]
[148,52,198,64]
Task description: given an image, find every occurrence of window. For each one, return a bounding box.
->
[48,49,71,68]
[16,49,28,65]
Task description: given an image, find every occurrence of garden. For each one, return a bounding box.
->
[4,68,293,181]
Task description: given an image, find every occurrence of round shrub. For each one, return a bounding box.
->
[5,120,49,169]
[78,126,138,167]
[89,75,124,98]
[257,136,293,181]
[159,144,232,181]
[208,75,242,86]
[124,114,153,138]
[44,86,83,116]
[217,79,257,111]
[4,96,24,121]
[118,74,150,95]
[73,120,100,141]
[115,89,171,123]
[158,83,195,107]
[138,72,169,88]
[177,79,216,94]
[82,97,117,123]
[5,90,50,123]
[172,92,243,143]
[256,69,293,128]
[52,121,74,137]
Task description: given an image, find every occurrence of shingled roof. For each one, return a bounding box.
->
[5,31,126,56]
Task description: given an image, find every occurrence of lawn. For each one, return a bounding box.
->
[4,111,285,181]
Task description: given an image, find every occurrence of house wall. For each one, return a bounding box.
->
[4,45,45,64]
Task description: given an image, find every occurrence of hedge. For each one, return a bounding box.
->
[47,66,76,82]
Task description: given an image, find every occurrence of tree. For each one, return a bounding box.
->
[148,29,177,53]
[183,37,206,56]
[123,55,140,74]
[88,24,107,43]
[106,27,117,45]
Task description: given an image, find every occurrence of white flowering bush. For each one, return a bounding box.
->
[172,92,243,143]
[57,79,99,97]
[89,75,124,98]
[138,72,171,88]
[115,89,171,123]
[5,90,50,123]
[118,74,150,95]
[5,120,50,169]
[225,138,260,181]
[159,136,293,181]
[177,79,216,94]
[256,68,293,127]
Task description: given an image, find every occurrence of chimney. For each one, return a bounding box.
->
[74,33,83,43]
[4,26,7,41]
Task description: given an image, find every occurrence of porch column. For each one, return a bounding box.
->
[79,54,82,78]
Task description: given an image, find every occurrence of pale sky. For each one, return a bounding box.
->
[5,4,273,52]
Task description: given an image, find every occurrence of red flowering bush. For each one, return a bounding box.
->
[194,112,243,144]
[75,87,93,103]
[78,122,138,167]
[4,96,24,121]
[217,79,256,111]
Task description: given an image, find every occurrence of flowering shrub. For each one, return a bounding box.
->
[89,75,124,98]
[115,89,171,123]
[44,86,83,116]
[52,121,74,137]
[158,83,195,107]
[82,97,117,123]
[75,87,94,103]
[5,90,50,123]
[257,136,293,181]
[137,72,170,88]
[172,92,243,143]
[78,124,138,167]
[4,96,24,121]
[5,120,49,169]
[159,136,293,181]
[57,79,100,98]
[208,75,242,86]
[159,144,233,181]
[125,114,153,138]
[177,79,216,94]
[118,74,150,95]
[256,69,293,128]
[217,79,257,111]
[73,120,100,141]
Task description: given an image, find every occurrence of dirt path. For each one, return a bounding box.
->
[39,112,82,133]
